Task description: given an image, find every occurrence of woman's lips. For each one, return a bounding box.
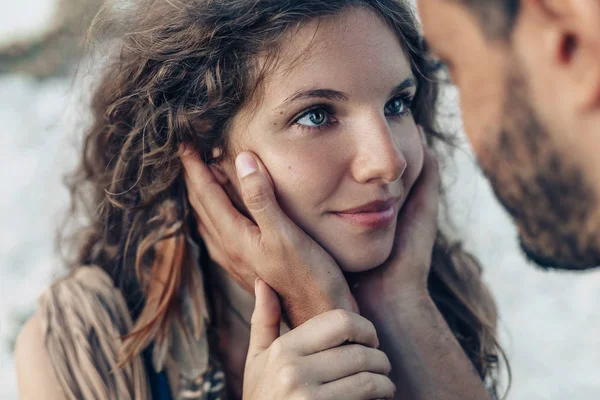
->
[332,199,398,229]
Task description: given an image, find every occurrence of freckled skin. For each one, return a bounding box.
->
[219,8,423,272]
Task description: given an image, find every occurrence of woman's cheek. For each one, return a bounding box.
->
[263,151,336,212]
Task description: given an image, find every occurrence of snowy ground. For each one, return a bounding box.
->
[2,1,600,399]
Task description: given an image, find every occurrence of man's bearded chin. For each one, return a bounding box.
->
[484,160,600,271]
[481,68,600,271]
[519,235,600,271]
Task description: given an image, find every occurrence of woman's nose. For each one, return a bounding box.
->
[351,118,408,184]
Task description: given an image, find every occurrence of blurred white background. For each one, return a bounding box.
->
[1,1,600,399]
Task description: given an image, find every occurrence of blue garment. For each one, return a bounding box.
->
[143,346,173,400]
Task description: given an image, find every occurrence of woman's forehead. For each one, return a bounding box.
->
[260,8,413,103]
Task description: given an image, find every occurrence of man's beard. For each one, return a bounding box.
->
[479,68,600,270]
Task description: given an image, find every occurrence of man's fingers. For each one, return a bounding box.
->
[235,152,292,233]
[315,372,395,400]
[187,187,219,241]
[394,143,440,248]
[408,146,440,223]
[198,221,257,292]
[196,221,224,263]
[278,310,379,356]
[248,279,282,357]
[306,345,391,383]
[180,148,254,239]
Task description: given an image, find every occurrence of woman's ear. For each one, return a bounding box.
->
[209,146,230,185]
[209,163,230,185]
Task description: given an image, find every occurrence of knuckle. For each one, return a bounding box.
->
[331,309,354,331]
[348,345,369,369]
[270,338,287,358]
[356,372,377,394]
[241,184,270,211]
[277,362,303,389]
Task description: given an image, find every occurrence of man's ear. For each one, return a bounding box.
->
[519,0,600,109]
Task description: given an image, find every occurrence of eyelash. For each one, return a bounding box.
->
[293,104,336,132]
[292,93,415,133]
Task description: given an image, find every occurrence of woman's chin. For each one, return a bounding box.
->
[336,245,394,273]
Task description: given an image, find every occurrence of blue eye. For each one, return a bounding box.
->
[296,108,329,127]
[385,95,413,117]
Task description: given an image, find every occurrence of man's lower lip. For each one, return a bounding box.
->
[333,205,396,229]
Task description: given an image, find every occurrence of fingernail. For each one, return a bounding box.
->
[236,152,258,179]
[254,277,261,292]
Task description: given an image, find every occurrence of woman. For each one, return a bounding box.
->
[15,0,507,399]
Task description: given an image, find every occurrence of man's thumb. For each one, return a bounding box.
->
[248,278,281,357]
[235,152,285,230]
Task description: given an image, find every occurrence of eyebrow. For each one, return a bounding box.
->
[389,78,417,96]
[277,77,417,110]
[278,89,349,110]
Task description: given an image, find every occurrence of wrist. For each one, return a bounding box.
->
[281,276,355,326]
[352,264,430,313]
[358,288,434,325]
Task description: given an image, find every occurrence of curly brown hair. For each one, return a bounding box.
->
[62,0,509,396]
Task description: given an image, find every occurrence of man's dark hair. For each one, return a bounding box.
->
[460,0,521,37]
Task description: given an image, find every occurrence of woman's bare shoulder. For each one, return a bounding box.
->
[15,312,66,399]
[15,266,150,400]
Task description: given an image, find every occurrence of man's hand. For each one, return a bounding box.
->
[351,130,440,314]
[244,279,394,400]
[348,133,490,399]
[181,149,357,326]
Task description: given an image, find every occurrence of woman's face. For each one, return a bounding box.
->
[221,8,424,272]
